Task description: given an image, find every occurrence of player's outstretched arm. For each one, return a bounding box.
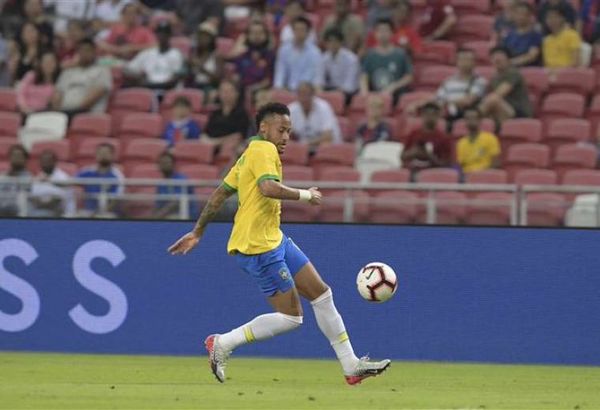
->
[168,184,234,255]
[258,180,322,205]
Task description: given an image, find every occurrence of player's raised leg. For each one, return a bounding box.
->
[294,261,391,385]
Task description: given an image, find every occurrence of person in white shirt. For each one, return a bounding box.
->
[322,28,360,103]
[288,82,342,151]
[279,0,318,46]
[44,0,96,34]
[28,150,75,217]
[125,21,183,90]
[94,0,132,24]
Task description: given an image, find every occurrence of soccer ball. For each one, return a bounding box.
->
[356,262,397,303]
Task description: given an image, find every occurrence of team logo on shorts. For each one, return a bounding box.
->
[279,268,290,281]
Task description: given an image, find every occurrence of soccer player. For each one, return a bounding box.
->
[168,102,390,385]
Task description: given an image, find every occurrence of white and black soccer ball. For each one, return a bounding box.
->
[356,262,398,303]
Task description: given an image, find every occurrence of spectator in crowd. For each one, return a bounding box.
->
[279,0,317,45]
[367,0,422,55]
[77,143,124,217]
[45,0,96,34]
[94,0,134,27]
[175,0,224,35]
[153,151,195,219]
[493,0,517,43]
[56,20,87,69]
[230,20,275,95]
[0,32,8,86]
[538,0,577,33]
[479,46,532,125]
[288,82,342,151]
[162,96,202,146]
[202,80,250,147]
[98,2,156,61]
[418,0,457,41]
[361,18,413,106]
[52,39,112,114]
[22,0,53,49]
[542,7,582,68]
[321,0,365,53]
[16,50,60,114]
[9,22,44,84]
[0,145,31,217]
[502,1,543,67]
[274,16,323,91]
[366,0,396,29]
[402,102,452,172]
[322,28,360,103]
[124,21,183,90]
[456,108,501,174]
[28,150,75,217]
[355,94,392,147]
[189,22,223,102]
[579,0,600,42]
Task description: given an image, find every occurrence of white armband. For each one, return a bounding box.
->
[298,189,312,202]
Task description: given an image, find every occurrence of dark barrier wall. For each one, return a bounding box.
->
[1,219,600,365]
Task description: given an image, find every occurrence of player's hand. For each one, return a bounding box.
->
[308,187,322,206]
[168,231,201,255]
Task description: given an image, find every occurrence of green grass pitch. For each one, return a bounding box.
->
[1,352,599,410]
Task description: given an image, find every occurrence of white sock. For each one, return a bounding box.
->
[218,312,303,352]
[311,288,359,374]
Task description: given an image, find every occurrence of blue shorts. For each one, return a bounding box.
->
[234,235,310,297]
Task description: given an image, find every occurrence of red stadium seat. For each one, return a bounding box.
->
[30,140,71,161]
[160,89,204,114]
[451,118,495,139]
[585,94,600,133]
[0,88,17,111]
[474,65,495,81]
[0,161,8,172]
[499,118,542,158]
[369,191,420,224]
[179,164,220,181]
[416,168,460,184]
[504,143,550,180]
[525,193,566,226]
[548,68,596,96]
[171,141,214,165]
[396,91,435,114]
[449,15,494,44]
[337,116,352,141]
[281,166,318,222]
[122,139,168,171]
[513,169,558,185]
[128,163,162,179]
[561,169,600,186]
[544,118,591,152]
[414,41,457,65]
[318,91,345,115]
[280,141,309,165]
[109,88,154,113]
[450,0,491,14]
[462,41,491,65]
[415,65,456,92]
[0,112,21,139]
[465,169,508,184]
[540,93,586,122]
[552,144,598,179]
[317,165,360,183]
[311,143,356,168]
[370,169,411,183]
[424,191,468,225]
[349,93,392,125]
[75,137,122,167]
[57,162,77,176]
[318,190,369,222]
[520,67,549,99]
[69,113,112,139]
[118,113,163,141]
[0,137,18,160]
[283,165,314,181]
[271,89,296,106]
[465,192,514,225]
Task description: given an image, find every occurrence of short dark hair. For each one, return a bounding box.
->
[375,17,395,31]
[78,38,96,49]
[292,16,312,30]
[489,45,510,57]
[96,142,115,153]
[9,144,29,159]
[173,96,192,108]
[40,149,57,160]
[255,102,290,129]
[324,28,344,43]
[546,6,566,19]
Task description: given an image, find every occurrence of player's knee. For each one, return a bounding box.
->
[281,313,303,329]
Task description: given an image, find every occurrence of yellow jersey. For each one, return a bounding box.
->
[223,136,283,255]
[543,27,582,68]
[456,131,501,173]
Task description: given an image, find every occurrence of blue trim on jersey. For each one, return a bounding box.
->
[233,234,310,296]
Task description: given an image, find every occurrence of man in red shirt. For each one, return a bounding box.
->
[98,3,156,60]
[402,102,452,171]
[418,0,457,41]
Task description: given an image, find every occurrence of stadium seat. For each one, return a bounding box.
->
[128,163,162,179]
[271,89,296,106]
[0,161,8,172]
[122,139,168,174]
[0,111,21,139]
[0,88,17,111]
[415,65,456,92]
[109,88,156,134]
[462,41,491,65]
[356,141,403,182]
[317,165,360,183]
[281,166,318,222]
[68,113,112,141]
[396,91,435,114]
[318,190,370,223]
[19,112,68,151]
[585,94,600,132]
[449,15,494,44]
[171,141,214,165]
[370,168,411,184]
[503,143,550,180]
[520,67,549,99]
[369,191,420,224]
[414,41,457,65]
[465,192,514,225]
[118,113,163,141]
[283,165,314,181]
[548,68,596,96]
[451,118,495,139]
[499,118,542,158]
[513,169,558,185]
[465,169,508,184]
[525,193,566,227]
[562,169,600,186]
[170,36,192,58]
[540,93,586,123]
[552,144,598,179]
[160,89,204,114]
[349,93,392,125]
[75,137,122,167]
[337,116,352,141]
[416,168,460,184]
[30,140,71,162]
[280,141,309,165]
[57,162,77,176]
[450,0,491,14]
[311,143,356,168]
[0,137,17,160]
[421,191,468,225]
[124,163,163,218]
[178,164,219,182]
[317,91,345,115]
[544,118,591,152]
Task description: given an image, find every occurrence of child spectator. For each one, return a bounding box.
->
[355,94,392,147]
[456,108,501,174]
[17,50,60,114]
[162,97,202,147]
